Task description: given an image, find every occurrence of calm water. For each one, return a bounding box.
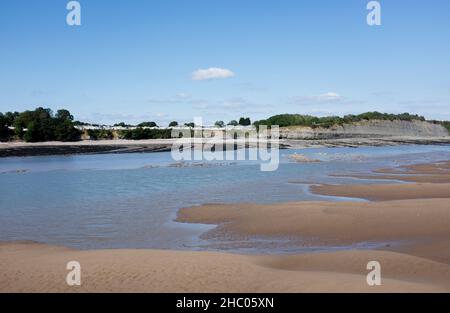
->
[0,145,449,252]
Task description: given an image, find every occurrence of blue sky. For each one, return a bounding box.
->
[0,0,449,125]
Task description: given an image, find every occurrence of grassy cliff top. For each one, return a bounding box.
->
[253,112,432,129]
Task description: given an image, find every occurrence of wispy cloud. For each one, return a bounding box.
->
[191,67,235,81]
[191,100,210,110]
[221,97,249,109]
[176,92,190,99]
[290,92,342,105]
[192,97,272,117]
[234,82,268,93]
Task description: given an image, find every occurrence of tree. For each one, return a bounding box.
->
[238,117,251,126]
[227,120,238,126]
[0,113,11,141]
[169,121,178,127]
[4,112,19,126]
[55,120,81,141]
[11,107,80,142]
[119,128,172,140]
[87,129,114,140]
[137,121,158,128]
[56,109,74,121]
[0,113,5,127]
[113,122,131,127]
[214,121,225,128]
[184,122,195,128]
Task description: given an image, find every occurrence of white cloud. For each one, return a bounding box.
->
[316,92,341,101]
[191,67,235,81]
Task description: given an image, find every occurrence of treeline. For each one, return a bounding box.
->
[2,108,448,142]
[253,112,426,129]
[0,108,80,142]
[118,128,172,140]
[110,117,252,129]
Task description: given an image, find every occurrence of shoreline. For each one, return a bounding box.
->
[174,161,450,250]
[1,136,449,158]
[0,140,176,158]
[1,161,450,292]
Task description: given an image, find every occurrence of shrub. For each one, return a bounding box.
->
[87,129,114,140]
[118,128,172,140]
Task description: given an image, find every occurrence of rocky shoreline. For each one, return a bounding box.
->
[284,136,450,148]
[0,136,449,158]
[0,141,174,158]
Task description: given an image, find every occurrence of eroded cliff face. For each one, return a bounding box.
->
[279,120,449,140]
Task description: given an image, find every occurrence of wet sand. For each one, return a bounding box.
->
[312,161,450,200]
[1,242,449,292]
[1,160,450,292]
[328,161,450,184]
[310,183,450,201]
[177,199,450,248]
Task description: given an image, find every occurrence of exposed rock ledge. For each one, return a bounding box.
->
[284,136,450,148]
[280,120,449,140]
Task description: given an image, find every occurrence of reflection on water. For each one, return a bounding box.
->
[0,145,449,252]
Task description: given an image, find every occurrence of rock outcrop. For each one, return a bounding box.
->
[280,120,449,140]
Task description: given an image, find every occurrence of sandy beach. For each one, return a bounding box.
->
[1,242,449,293]
[1,160,450,292]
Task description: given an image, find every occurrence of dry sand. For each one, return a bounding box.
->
[1,161,450,292]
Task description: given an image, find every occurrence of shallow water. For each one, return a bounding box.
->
[0,145,449,252]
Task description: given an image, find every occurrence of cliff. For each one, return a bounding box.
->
[280,120,449,140]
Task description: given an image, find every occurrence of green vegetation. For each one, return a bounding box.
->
[214,121,225,128]
[431,120,450,135]
[238,117,251,126]
[118,128,172,140]
[0,108,80,142]
[0,113,14,141]
[1,107,448,142]
[253,112,426,129]
[137,121,158,128]
[73,120,90,126]
[87,129,114,140]
[443,122,450,134]
[113,122,132,127]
